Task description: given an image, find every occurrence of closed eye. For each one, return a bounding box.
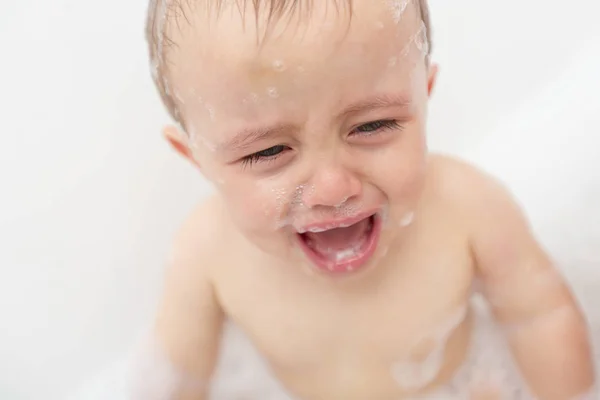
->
[241,145,290,168]
[239,120,401,168]
[352,120,402,135]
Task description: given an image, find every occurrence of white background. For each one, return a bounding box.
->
[1,1,599,399]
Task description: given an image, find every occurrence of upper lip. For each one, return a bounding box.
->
[295,211,376,234]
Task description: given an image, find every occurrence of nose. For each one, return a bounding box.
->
[301,163,362,209]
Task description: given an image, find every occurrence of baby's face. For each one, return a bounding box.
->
[165,0,436,276]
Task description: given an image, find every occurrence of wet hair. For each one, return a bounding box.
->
[145,0,432,128]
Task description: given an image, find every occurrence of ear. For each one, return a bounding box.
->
[427,63,439,97]
[163,125,201,168]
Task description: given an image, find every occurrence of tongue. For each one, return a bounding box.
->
[304,218,370,250]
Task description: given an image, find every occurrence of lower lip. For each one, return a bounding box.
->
[296,214,382,275]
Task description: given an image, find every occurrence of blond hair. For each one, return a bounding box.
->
[145,0,432,127]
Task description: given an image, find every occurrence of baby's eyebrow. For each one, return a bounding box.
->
[219,124,291,153]
[338,92,414,119]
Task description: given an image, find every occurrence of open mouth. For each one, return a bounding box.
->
[296,213,381,274]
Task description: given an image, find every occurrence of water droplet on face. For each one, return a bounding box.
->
[388,0,410,24]
[267,87,279,98]
[243,92,259,105]
[400,212,415,227]
[338,203,360,218]
[272,60,286,72]
[173,90,185,104]
[269,186,293,230]
[272,187,288,210]
[288,185,304,210]
[205,104,216,120]
[388,56,398,67]
[334,196,350,209]
[399,39,412,58]
[187,88,203,103]
[189,125,217,153]
[414,22,429,56]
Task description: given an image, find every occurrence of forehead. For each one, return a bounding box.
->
[169,1,423,82]
[166,0,426,134]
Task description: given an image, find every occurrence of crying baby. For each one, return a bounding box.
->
[136,0,596,398]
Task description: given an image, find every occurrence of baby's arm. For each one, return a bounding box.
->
[464,170,595,399]
[129,202,225,400]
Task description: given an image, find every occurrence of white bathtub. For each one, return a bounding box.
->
[1,1,599,399]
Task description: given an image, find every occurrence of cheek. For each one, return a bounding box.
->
[219,178,291,233]
[366,136,427,197]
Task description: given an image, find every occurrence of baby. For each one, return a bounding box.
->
[137,0,596,398]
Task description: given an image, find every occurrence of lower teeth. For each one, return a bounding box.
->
[335,248,359,262]
[302,215,374,265]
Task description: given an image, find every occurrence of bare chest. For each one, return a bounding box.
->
[216,246,474,398]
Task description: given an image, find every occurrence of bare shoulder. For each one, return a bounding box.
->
[156,193,237,327]
[426,153,544,280]
[426,153,521,218]
[427,153,540,260]
[168,193,236,280]
[427,153,506,196]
